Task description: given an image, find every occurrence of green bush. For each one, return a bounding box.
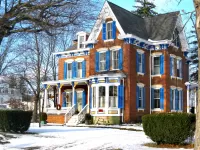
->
[40,112,47,121]
[142,113,195,145]
[85,113,92,125]
[0,110,32,133]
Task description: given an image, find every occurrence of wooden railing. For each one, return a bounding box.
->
[77,104,88,124]
[65,105,76,124]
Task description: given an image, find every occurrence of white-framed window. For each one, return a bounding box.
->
[79,36,84,49]
[99,86,105,108]
[177,90,182,110]
[109,86,118,108]
[138,53,143,73]
[92,87,96,108]
[153,56,160,75]
[67,63,72,79]
[77,62,82,78]
[138,87,143,108]
[111,50,119,70]
[154,89,160,108]
[99,52,106,71]
[171,89,176,110]
[106,22,112,40]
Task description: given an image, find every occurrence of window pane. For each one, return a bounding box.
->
[100,52,106,71]
[107,22,112,39]
[109,86,117,107]
[154,57,160,65]
[66,92,72,107]
[79,36,84,48]
[93,87,96,108]
[112,50,119,69]
[154,89,160,108]
[77,62,82,78]
[99,86,105,107]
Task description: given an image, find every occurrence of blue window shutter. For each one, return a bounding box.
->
[64,63,67,80]
[170,57,172,76]
[136,52,139,72]
[72,61,77,78]
[142,53,145,74]
[95,52,99,72]
[151,88,154,109]
[118,85,124,108]
[143,87,146,109]
[102,23,106,40]
[90,87,92,109]
[106,51,110,70]
[160,88,164,110]
[119,48,123,70]
[136,86,139,109]
[160,55,164,74]
[74,91,77,108]
[112,21,116,39]
[62,92,66,107]
[170,89,173,110]
[82,60,86,78]
[175,89,179,110]
[82,91,86,108]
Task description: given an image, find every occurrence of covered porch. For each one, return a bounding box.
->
[42,78,90,124]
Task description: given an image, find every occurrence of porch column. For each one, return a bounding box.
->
[72,82,75,106]
[185,82,190,113]
[57,83,61,105]
[87,83,90,113]
[195,87,197,114]
[44,84,48,112]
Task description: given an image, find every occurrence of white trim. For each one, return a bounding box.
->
[170,86,176,89]
[177,87,183,90]
[97,48,108,52]
[137,83,145,87]
[53,48,90,56]
[170,54,176,58]
[110,46,121,50]
[176,56,182,60]
[64,89,72,92]
[177,77,182,80]
[76,88,84,92]
[151,84,163,89]
[137,49,145,54]
[152,108,162,112]
[137,72,144,76]
[151,75,162,78]
[151,52,162,56]
[104,39,114,42]
[65,59,74,63]
[75,58,85,62]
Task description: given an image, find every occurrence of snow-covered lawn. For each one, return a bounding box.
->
[0,125,193,150]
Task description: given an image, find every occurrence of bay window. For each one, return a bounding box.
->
[109,86,118,107]
[92,87,96,108]
[99,86,105,108]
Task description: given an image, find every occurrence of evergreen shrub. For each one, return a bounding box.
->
[0,110,32,133]
[40,112,47,122]
[142,113,195,145]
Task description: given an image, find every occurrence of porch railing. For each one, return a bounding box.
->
[65,105,76,124]
[77,104,88,124]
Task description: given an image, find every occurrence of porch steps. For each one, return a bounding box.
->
[66,115,78,126]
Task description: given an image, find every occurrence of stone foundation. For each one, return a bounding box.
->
[92,116,121,125]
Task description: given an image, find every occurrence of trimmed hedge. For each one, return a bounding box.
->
[142,113,195,145]
[0,110,32,133]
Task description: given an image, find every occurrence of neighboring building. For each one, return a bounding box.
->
[42,1,189,124]
[0,76,22,105]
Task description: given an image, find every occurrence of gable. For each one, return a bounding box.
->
[87,1,125,42]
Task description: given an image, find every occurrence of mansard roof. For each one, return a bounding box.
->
[107,1,180,41]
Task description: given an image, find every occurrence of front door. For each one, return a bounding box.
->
[77,92,82,112]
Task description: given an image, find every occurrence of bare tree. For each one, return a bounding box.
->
[0,0,101,45]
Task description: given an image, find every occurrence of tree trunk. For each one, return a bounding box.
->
[32,96,38,122]
[194,0,200,149]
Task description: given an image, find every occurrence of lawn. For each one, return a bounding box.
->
[0,125,193,150]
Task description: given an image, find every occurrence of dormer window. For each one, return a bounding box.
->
[79,36,84,48]
[173,28,181,47]
[77,31,87,49]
